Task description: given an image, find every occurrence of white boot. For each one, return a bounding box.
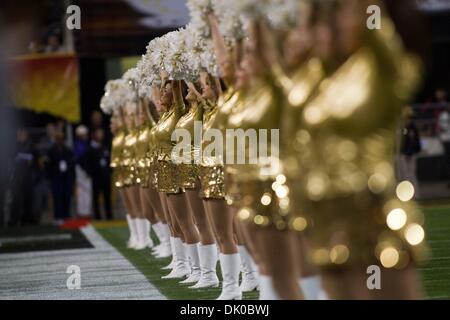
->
[216,253,242,300]
[162,237,177,270]
[162,238,190,279]
[126,215,138,249]
[134,218,153,250]
[152,222,164,244]
[190,244,219,289]
[155,224,172,258]
[151,223,164,254]
[299,276,327,300]
[259,275,281,300]
[238,245,259,292]
[180,243,201,284]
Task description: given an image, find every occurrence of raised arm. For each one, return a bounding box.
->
[172,80,186,117]
[207,13,235,85]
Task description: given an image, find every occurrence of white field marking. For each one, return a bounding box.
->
[0,225,166,300]
[0,234,72,246]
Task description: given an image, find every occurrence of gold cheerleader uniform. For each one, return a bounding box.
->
[173,99,203,189]
[220,76,291,230]
[135,117,155,188]
[153,100,186,194]
[121,126,139,187]
[284,19,427,269]
[110,127,127,188]
[198,92,235,199]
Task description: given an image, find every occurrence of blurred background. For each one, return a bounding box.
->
[0,0,449,228]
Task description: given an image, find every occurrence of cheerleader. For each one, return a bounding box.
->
[121,96,153,250]
[135,89,173,258]
[103,83,140,250]
[172,79,219,287]
[282,0,427,299]
[153,79,201,280]
[196,68,243,299]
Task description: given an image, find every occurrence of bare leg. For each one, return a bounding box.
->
[321,265,422,300]
[295,233,319,278]
[127,186,144,218]
[147,187,166,223]
[185,189,215,245]
[121,189,135,218]
[159,193,183,239]
[167,193,200,244]
[239,220,262,266]
[204,199,237,254]
[140,188,157,224]
[258,227,303,300]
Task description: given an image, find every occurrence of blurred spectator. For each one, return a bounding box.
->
[74,125,92,217]
[28,39,44,54]
[399,107,422,197]
[45,33,63,53]
[434,89,449,132]
[86,128,112,220]
[435,89,448,108]
[9,128,39,226]
[46,130,75,224]
[37,123,57,154]
[90,110,103,131]
[90,110,111,146]
[438,101,450,180]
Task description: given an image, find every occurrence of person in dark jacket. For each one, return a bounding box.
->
[46,130,75,224]
[86,128,112,220]
[399,107,421,198]
[9,128,39,226]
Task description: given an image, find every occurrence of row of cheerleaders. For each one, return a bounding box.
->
[101,0,428,300]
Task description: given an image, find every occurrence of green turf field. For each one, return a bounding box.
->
[96,226,258,300]
[96,205,450,300]
[418,205,450,299]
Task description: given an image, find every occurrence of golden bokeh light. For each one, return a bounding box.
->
[396,181,415,202]
[380,247,399,268]
[261,193,272,206]
[386,208,407,230]
[291,217,307,231]
[330,245,350,264]
[238,207,251,220]
[404,223,425,245]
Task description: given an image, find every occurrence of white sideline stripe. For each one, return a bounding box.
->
[0,234,72,245]
[0,225,166,300]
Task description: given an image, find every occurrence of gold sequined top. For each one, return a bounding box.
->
[202,88,239,167]
[135,119,155,186]
[286,19,426,268]
[174,100,204,163]
[110,127,126,188]
[153,100,186,161]
[221,74,291,227]
[121,127,139,186]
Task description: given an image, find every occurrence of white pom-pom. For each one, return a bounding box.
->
[212,0,245,44]
[186,0,212,38]
[265,0,300,30]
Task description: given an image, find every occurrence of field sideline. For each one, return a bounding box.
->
[95,205,450,300]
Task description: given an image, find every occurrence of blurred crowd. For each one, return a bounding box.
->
[6,110,112,227]
[3,88,449,227]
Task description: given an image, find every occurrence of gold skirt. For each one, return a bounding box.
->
[293,189,428,270]
[233,178,297,232]
[154,160,182,194]
[135,166,151,188]
[122,166,139,187]
[199,165,225,199]
[178,163,199,189]
[112,167,125,188]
